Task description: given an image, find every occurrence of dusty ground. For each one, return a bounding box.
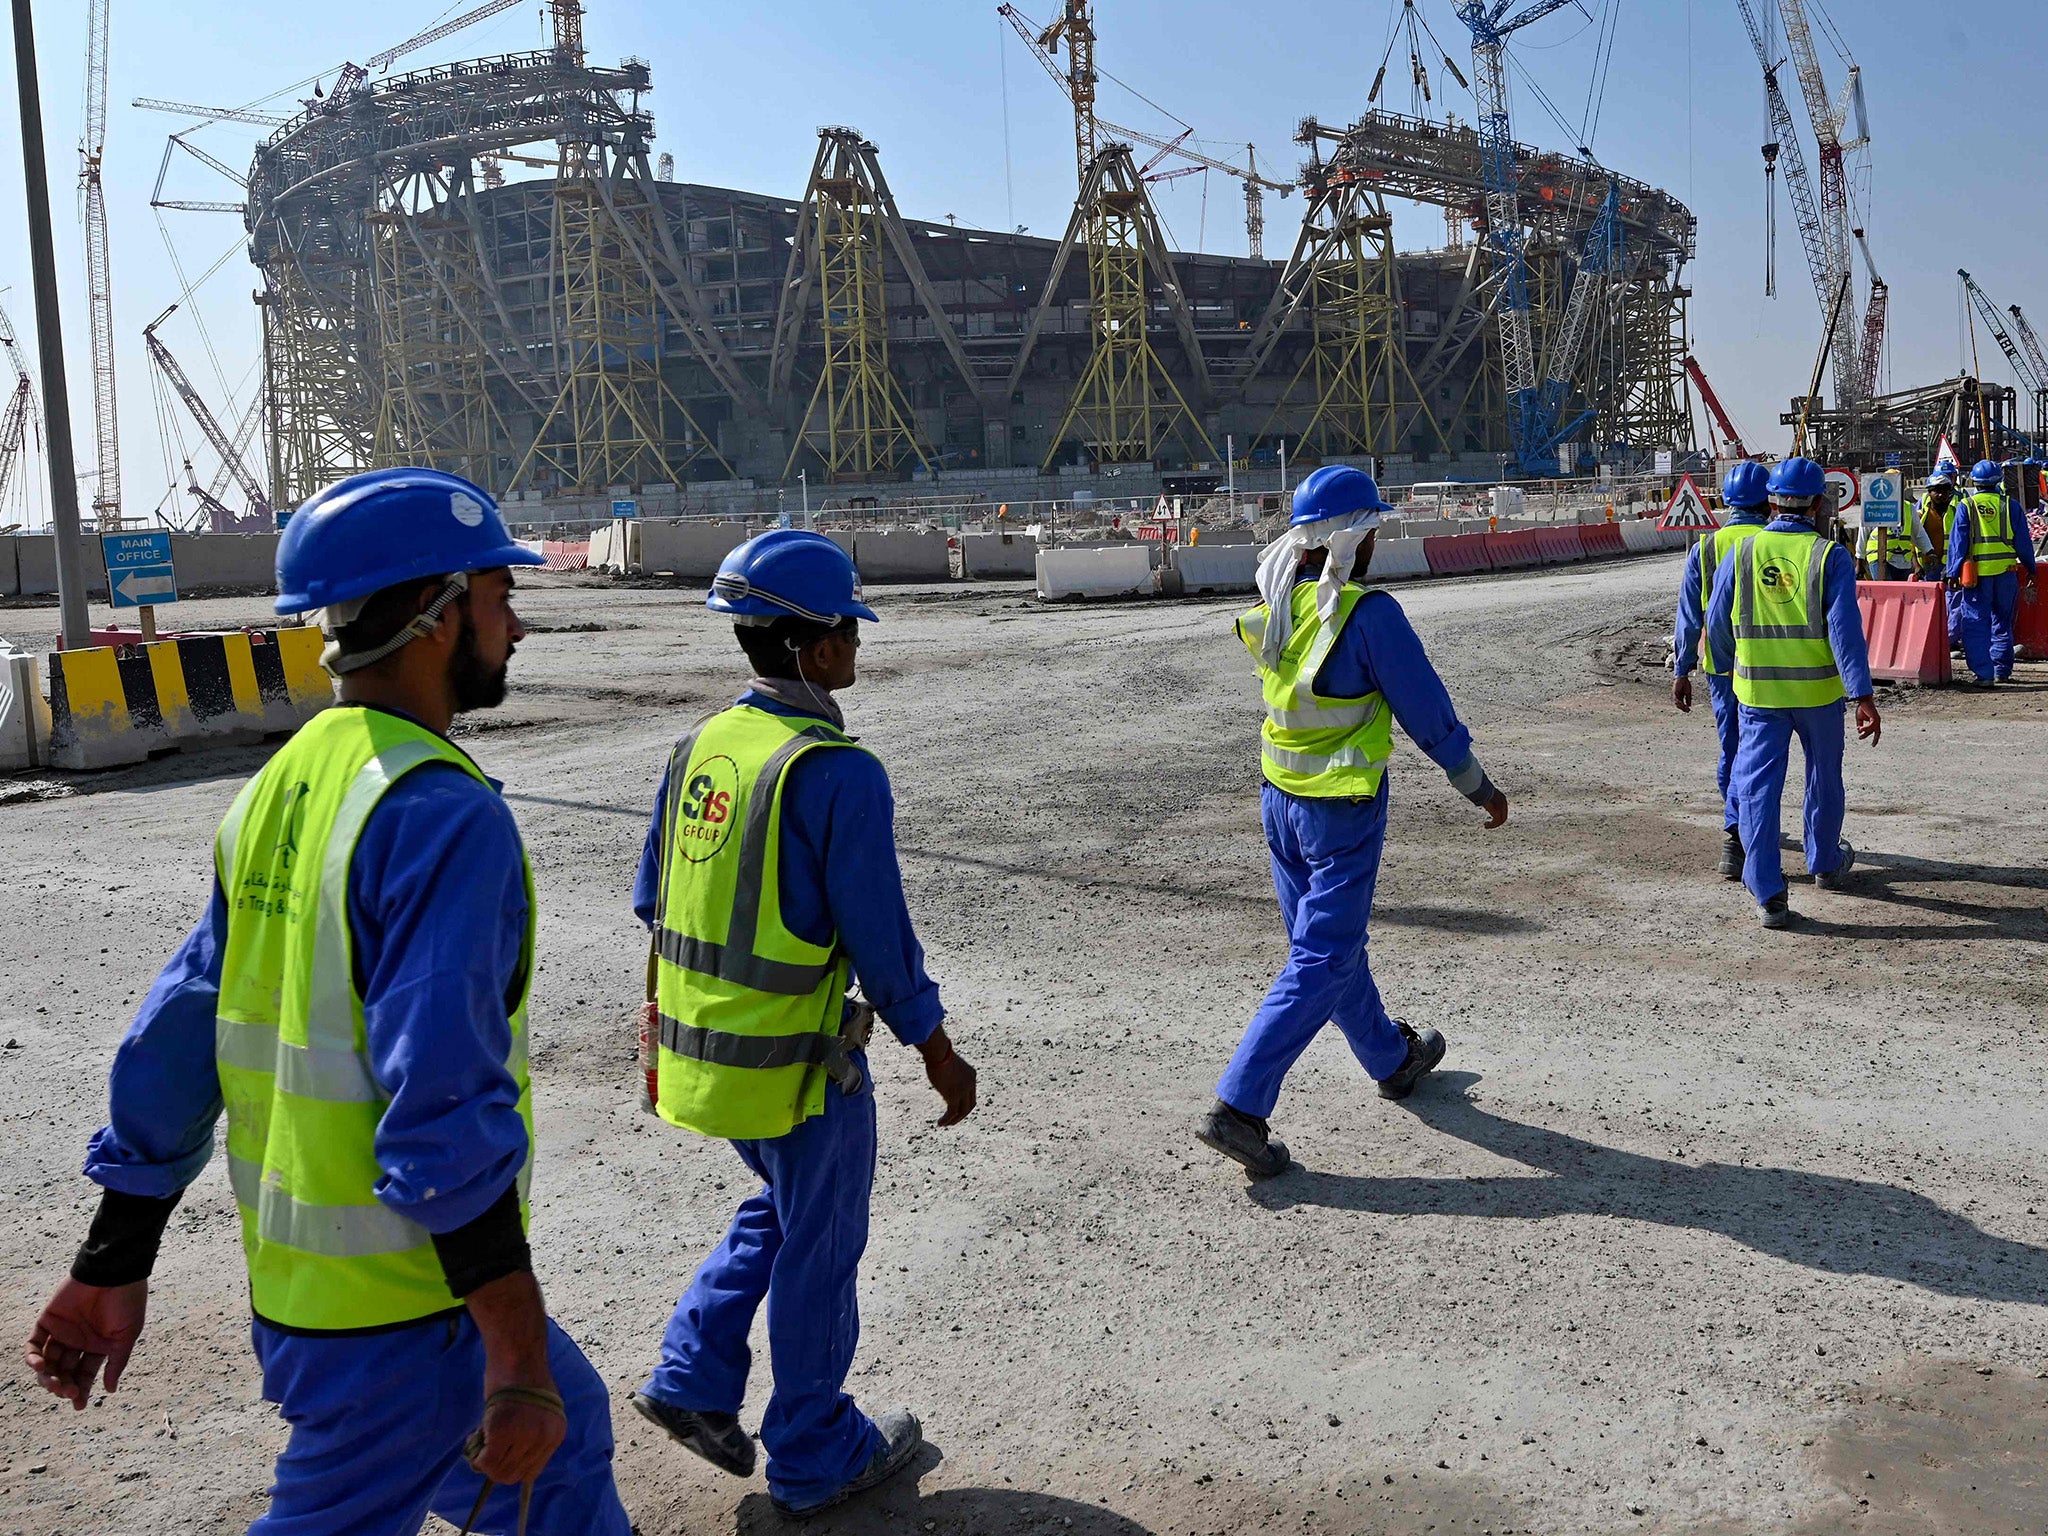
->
[3,554,2046,1536]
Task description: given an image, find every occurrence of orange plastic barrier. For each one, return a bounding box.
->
[1423,534,1492,576]
[1577,522,1626,558]
[1482,529,1543,570]
[1856,580,1951,685]
[1532,525,1585,564]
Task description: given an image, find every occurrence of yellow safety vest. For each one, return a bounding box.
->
[1236,580,1396,799]
[1697,520,1766,676]
[213,706,534,1332]
[1732,528,1847,710]
[652,704,865,1141]
[1962,491,2018,577]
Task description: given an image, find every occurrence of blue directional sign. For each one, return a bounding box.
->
[1885,451,1904,469]
[611,498,638,520]
[102,530,179,610]
[1862,471,1903,529]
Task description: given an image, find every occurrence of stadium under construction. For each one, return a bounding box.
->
[244,40,1704,511]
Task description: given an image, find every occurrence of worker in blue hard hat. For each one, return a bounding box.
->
[1946,459,2040,685]
[1196,464,1508,1178]
[1672,460,1772,879]
[1858,479,1936,581]
[629,528,974,1517]
[22,469,633,1532]
[1705,456,1882,929]
[1918,466,1967,652]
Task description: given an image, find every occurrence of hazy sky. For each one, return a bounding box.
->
[0,0,2040,525]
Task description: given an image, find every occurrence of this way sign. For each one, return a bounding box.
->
[1658,475,1720,532]
[102,530,179,610]
[1861,471,1903,529]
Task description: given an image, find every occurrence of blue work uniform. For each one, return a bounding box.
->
[82,720,631,1536]
[1673,509,1770,836]
[632,689,943,1511]
[1216,587,1488,1119]
[1706,520,1875,906]
[1945,494,2039,681]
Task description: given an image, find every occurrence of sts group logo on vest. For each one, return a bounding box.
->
[677,755,741,863]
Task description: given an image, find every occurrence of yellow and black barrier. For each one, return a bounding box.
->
[47,627,333,770]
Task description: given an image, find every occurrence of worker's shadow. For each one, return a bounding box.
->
[1252,1072,2048,1305]
[1769,842,2048,943]
[733,1448,1154,1533]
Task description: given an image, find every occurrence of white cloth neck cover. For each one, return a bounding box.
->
[1253,511,1380,668]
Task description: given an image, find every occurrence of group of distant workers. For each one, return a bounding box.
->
[1670,454,2038,928]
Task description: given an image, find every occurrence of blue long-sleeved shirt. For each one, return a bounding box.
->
[1672,511,1769,678]
[1944,492,2039,581]
[84,725,533,1237]
[1297,582,1488,798]
[632,691,944,1046]
[1705,517,1874,699]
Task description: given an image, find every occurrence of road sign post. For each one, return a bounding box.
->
[1861,471,1903,529]
[1658,475,1720,533]
[102,529,178,640]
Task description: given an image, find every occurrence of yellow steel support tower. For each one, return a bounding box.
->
[368,209,501,483]
[1263,201,1406,456]
[785,130,931,481]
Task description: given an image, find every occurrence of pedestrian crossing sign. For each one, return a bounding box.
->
[1658,475,1720,532]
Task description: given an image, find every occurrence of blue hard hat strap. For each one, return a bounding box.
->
[324,571,469,676]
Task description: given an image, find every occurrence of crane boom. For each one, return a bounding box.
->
[131,97,290,128]
[1732,0,1833,320]
[1684,355,1750,459]
[1854,229,1886,399]
[144,307,270,516]
[81,0,122,530]
[1958,271,2041,394]
[0,381,33,512]
[1777,0,1862,405]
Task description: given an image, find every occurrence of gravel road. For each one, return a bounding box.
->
[3,554,2046,1536]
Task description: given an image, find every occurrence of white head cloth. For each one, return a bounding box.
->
[1253,508,1382,667]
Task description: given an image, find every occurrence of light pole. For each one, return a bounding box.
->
[1226,433,1235,517]
[799,469,810,530]
[1278,438,1288,502]
[10,0,88,650]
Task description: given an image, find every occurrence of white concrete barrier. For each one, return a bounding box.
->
[634,520,751,578]
[0,538,17,598]
[1036,545,1153,600]
[164,533,278,591]
[854,529,949,582]
[1363,538,1432,580]
[1171,542,1259,594]
[0,645,47,770]
[955,532,1038,578]
[1620,519,1666,554]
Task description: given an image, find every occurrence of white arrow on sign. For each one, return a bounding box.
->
[117,569,177,603]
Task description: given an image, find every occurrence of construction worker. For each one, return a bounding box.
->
[21,470,631,1533]
[1672,461,1772,879]
[1947,459,2040,685]
[1857,491,1934,580]
[1705,456,1882,929]
[629,530,976,1517]
[1921,465,1965,652]
[1196,465,1508,1177]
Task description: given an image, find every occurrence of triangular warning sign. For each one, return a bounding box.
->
[1658,474,1721,532]
[1934,435,1961,475]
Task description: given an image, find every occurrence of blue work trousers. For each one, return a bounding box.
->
[1704,671,1743,834]
[1216,782,1410,1119]
[1955,570,2021,681]
[1732,701,1848,906]
[248,1312,629,1536]
[643,1061,884,1510]
[1947,584,1963,649]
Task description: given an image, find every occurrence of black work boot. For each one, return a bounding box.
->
[630,1392,756,1477]
[1196,1099,1291,1178]
[773,1407,923,1518]
[1717,830,1744,880]
[1760,894,1794,930]
[1376,1022,1448,1101]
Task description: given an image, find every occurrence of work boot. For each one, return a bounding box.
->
[1376,1022,1448,1101]
[1814,841,1856,891]
[1760,894,1793,930]
[1196,1100,1291,1178]
[630,1393,756,1478]
[773,1408,923,1519]
[1717,830,1744,881]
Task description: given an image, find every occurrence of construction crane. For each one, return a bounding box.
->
[80,0,122,530]
[1448,0,1579,474]
[1777,0,1868,406]
[2008,305,2048,437]
[132,97,289,128]
[1853,227,1887,399]
[1959,272,2046,439]
[323,0,526,106]
[997,3,1289,257]
[1732,0,1831,319]
[144,306,271,520]
[1685,355,1751,460]
[0,299,43,515]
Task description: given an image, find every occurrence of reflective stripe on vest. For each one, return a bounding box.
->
[1697,521,1764,677]
[1237,582,1394,799]
[1965,492,2018,576]
[1732,530,1846,709]
[213,708,536,1330]
[652,705,863,1141]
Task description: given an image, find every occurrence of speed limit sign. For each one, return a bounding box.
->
[1824,466,1860,514]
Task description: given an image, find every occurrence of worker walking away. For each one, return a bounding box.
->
[1672,461,1772,879]
[1706,457,1882,929]
[21,470,631,1534]
[1857,486,1935,581]
[630,530,977,1518]
[1947,459,2040,686]
[1197,466,1509,1178]
[1920,466,1966,653]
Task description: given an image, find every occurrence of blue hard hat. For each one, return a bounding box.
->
[275,468,542,615]
[1926,467,1957,487]
[1722,460,1770,509]
[1971,459,2003,485]
[1766,457,1827,500]
[707,529,879,624]
[1290,464,1394,527]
